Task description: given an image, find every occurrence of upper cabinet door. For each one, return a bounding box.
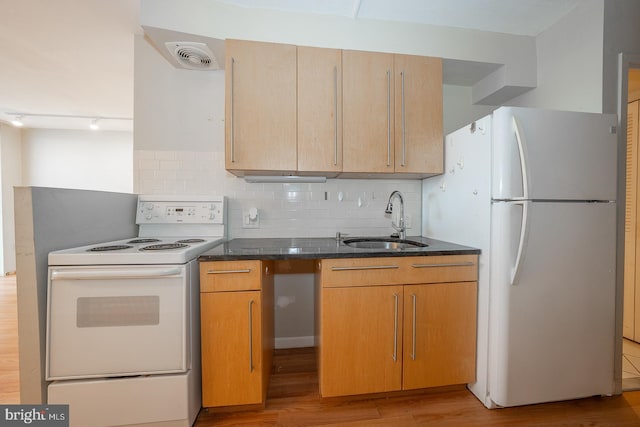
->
[394,54,443,175]
[297,46,342,175]
[225,39,297,174]
[342,50,395,174]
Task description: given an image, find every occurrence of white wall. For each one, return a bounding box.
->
[141,0,538,111]
[509,0,604,112]
[443,85,496,135]
[0,123,23,274]
[603,0,640,115]
[22,129,133,193]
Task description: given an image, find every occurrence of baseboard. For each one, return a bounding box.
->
[622,376,640,391]
[275,336,315,349]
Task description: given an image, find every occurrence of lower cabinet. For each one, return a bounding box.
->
[199,255,477,405]
[200,260,274,408]
[317,255,478,397]
[320,285,404,396]
[402,282,477,390]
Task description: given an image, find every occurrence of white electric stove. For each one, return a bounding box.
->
[46,195,226,427]
[49,195,226,266]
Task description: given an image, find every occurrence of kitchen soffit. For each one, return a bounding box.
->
[1,0,578,130]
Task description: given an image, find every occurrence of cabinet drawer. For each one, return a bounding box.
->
[319,255,477,287]
[200,260,263,292]
[400,255,478,284]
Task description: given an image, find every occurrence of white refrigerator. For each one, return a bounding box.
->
[423,106,618,408]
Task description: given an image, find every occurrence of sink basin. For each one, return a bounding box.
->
[342,237,428,250]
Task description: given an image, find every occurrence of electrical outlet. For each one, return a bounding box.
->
[405,214,412,229]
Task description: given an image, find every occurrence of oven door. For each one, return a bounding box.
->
[46,265,189,380]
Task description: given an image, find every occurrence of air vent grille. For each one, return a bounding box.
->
[165,42,219,70]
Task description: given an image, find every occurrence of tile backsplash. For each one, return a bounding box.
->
[134,150,422,239]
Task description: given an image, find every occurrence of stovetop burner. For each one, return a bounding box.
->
[127,238,161,244]
[140,243,190,251]
[87,245,133,252]
[176,239,205,244]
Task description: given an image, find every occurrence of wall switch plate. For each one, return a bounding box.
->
[242,209,260,228]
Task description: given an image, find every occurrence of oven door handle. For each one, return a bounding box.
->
[50,267,184,281]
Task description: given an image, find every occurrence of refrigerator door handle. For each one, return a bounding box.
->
[510,200,529,286]
[512,115,530,200]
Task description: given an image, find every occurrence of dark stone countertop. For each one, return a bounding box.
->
[198,236,480,261]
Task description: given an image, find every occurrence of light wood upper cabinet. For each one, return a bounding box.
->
[342,50,443,177]
[297,46,342,175]
[342,50,395,174]
[225,39,297,174]
[224,40,443,178]
[394,54,443,175]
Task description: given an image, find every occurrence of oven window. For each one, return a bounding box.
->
[76,296,160,327]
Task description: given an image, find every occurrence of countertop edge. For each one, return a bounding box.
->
[198,237,480,262]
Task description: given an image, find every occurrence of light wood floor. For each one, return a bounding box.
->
[0,274,19,404]
[3,275,640,425]
[195,347,640,426]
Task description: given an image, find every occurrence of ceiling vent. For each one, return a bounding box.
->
[165,42,219,70]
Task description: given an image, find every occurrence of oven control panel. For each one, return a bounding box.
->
[136,198,225,224]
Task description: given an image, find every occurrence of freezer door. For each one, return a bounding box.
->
[489,201,616,407]
[492,107,617,201]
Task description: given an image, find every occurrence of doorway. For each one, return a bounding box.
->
[622,66,640,391]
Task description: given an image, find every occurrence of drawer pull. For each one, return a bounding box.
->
[248,299,254,372]
[393,293,399,362]
[410,262,475,269]
[411,293,417,361]
[331,265,399,271]
[207,269,252,274]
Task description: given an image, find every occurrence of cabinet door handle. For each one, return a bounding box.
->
[334,65,338,166]
[206,269,252,274]
[248,299,254,372]
[411,293,417,361]
[410,262,475,268]
[393,293,399,362]
[331,265,399,271]
[230,56,236,163]
[401,70,406,167]
[387,69,391,167]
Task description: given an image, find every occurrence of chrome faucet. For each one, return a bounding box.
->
[385,190,406,240]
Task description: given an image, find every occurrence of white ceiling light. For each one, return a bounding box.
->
[10,115,24,127]
[165,42,220,70]
[3,112,132,131]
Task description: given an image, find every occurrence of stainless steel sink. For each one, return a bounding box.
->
[342,237,428,250]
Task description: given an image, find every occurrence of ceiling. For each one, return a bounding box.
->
[218,0,581,37]
[0,0,584,131]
